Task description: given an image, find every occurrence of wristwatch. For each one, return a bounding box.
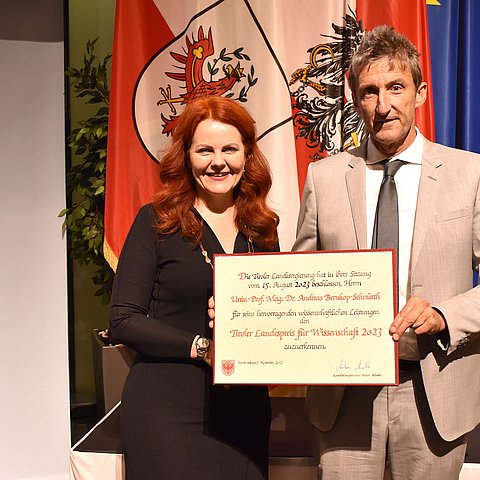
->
[195,336,210,359]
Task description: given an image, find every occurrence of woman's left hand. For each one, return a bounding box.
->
[207,296,215,329]
[203,341,213,367]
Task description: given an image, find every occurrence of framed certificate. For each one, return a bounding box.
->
[213,250,398,385]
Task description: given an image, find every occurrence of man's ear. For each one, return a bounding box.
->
[415,82,428,109]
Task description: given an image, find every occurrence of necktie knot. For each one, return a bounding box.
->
[384,159,404,178]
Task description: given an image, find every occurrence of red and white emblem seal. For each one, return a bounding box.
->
[221,360,235,376]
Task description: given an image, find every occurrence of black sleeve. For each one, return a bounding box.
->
[108,205,195,358]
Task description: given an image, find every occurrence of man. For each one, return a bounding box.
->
[293,25,480,479]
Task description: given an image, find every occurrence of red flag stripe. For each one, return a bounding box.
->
[357,0,435,141]
[105,0,172,269]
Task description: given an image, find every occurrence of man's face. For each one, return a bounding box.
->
[353,58,427,157]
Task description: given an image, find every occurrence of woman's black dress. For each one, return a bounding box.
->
[109,205,271,479]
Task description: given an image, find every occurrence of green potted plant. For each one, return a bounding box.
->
[61,39,134,416]
[59,38,113,303]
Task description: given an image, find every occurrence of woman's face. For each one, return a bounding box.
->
[188,119,246,204]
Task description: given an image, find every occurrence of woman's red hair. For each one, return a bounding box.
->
[152,96,279,250]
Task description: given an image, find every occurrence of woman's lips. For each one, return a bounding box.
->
[206,172,230,178]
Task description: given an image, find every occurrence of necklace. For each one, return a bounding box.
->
[199,235,254,269]
[199,242,213,269]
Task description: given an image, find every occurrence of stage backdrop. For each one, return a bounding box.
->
[104,0,436,269]
[0,1,70,479]
[427,0,480,154]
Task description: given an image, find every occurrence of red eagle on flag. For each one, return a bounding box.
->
[158,26,246,135]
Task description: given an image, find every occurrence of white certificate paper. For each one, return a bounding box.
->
[213,250,398,385]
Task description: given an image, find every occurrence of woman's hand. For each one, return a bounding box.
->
[203,342,213,367]
[207,296,215,329]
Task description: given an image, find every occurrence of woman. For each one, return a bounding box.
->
[109,96,279,479]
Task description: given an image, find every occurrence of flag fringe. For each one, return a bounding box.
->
[104,239,119,273]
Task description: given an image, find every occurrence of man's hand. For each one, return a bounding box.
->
[389,296,446,341]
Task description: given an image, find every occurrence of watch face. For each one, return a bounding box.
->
[196,337,210,358]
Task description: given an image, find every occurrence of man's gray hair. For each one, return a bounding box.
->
[348,25,423,95]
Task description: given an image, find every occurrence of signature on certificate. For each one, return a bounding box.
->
[336,358,371,371]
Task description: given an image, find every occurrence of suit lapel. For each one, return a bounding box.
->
[346,147,368,249]
[410,141,443,272]
[342,139,443,257]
